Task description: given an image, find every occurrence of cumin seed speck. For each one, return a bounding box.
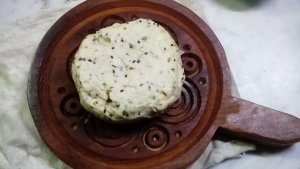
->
[142,36,148,41]
[162,91,167,96]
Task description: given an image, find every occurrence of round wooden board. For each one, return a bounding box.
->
[27,0,231,168]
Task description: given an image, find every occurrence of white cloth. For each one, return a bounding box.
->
[0,1,255,169]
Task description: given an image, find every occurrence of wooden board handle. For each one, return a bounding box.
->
[217,96,300,146]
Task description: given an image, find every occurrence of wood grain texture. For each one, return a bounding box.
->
[217,96,300,146]
[27,0,300,169]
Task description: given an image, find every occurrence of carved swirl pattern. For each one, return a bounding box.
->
[84,115,137,148]
[143,125,169,151]
[54,14,207,159]
[182,53,203,78]
[60,94,84,117]
[159,79,201,124]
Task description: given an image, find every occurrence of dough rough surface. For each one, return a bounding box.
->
[71,19,185,122]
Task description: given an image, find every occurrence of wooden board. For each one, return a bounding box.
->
[27,0,300,168]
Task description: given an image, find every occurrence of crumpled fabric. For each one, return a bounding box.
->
[0,1,255,169]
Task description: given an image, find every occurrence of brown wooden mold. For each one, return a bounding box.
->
[27,0,300,169]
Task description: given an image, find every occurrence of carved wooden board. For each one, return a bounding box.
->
[27,0,300,168]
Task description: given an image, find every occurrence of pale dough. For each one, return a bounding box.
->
[71,18,185,122]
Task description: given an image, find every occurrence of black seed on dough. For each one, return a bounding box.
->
[88,59,92,62]
[162,91,167,96]
[129,67,134,70]
[167,57,171,62]
[132,60,136,63]
[121,38,124,42]
[125,74,128,78]
[171,44,175,46]
[164,48,166,51]
[140,83,144,87]
[144,52,148,55]
[111,55,114,59]
[113,70,115,73]
[120,90,124,92]
[137,59,140,63]
[142,36,148,41]
[112,47,115,49]
[109,113,113,117]
[129,44,134,48]
[137,40,140,44]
